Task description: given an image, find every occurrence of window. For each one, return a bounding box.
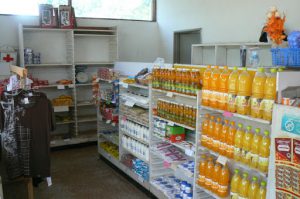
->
[0,0,155,21]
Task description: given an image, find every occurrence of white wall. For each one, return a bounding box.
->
[157,0,300,62]
[0,15,160,62]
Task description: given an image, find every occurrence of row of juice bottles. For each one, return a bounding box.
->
[202,66,277,121]
[230,169,267,199]
[197,156,230,197]
[156,99,197,128]
[152,67,201,96]
[201,114,270,173]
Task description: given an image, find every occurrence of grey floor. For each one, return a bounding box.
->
[4,145,153,199]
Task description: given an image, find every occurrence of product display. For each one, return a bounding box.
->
[120,119,149,143]
[151,142,187,163]
[98,67,120,81]
[122,135,149,162]
[119,105,149,126]
[52,95,73,106]
[99,142,119,159]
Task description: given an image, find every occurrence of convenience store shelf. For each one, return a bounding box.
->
[152,88,197,99]
[75,62,114,65]
[99,133,119,146]
[76,101,95,107]
[153,115,196,131]
[75,83,93,87]
[121,130,149,146]
[25,63,72,67]
[77,116,97,123]
[32,84,74,89]
[119,81,149,90]
[56,120,75,125]
[122,146,149,163]
[201,106,271,125]
[120,114,149,128]
[149,183,169,199]
[196,184,229,199]
[51,136,97,147]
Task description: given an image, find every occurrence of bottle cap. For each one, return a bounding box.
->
[215,66,219,69]
[255,128,261,133]
[217,117,222,122]
[252,176,258,181]
[264,130,270,136]
[207,65,211,69]
[242,67,247,71]
[230,121,235,126]
[233,66,238,70]
[243,173,248,177]
[205,113,210,118]
[210,116,215,120]
[270,68,277,73]
[258,68,265,72]
[246,126,252,131]
[234,169,239,174]
[238,123,243,128]
[278,67,285,72]
[224,66,228,70]
[261,181,267,186]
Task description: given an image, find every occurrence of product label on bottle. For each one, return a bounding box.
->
[211,181,219,190]
[251,153,259,165]
[258,157,269,167]
[201,135,208,144]
[219,92,228,106]
[275,138,292,161]
[218,185,228,193]
[230,192,239,199]
[236,95,251,114]
[250,97,263,117]
[205,178,212,187]
[199,174,205,183]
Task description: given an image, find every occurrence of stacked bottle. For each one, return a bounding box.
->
[152,67,201,96]
[197,156,230,197]
[157,99,196,128]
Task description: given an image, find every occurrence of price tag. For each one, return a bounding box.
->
[125,100,135,107]
[63,138,71,142]
[68,84,74,88]
[138,176,144,183]
[123,83,129,88]
[185,149,194,157]
[112,123,116,127]
[46,177,52,187]
[57,85,65,89]
[168,121,175,126]
[24,98,29,104]
[217,155,228,166]
[106,120,111,124]
[166,92,174,98]
[223,111,233,118]
[96,78,100,82]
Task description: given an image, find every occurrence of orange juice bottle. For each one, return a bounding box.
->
[218,66,230,110]
[217,165,230,197]
[212,117,222,152]
[183,69,190,94]
[179,104,185,124]
[227,66,239,112]
[250,128,262,168]
[258,130,270,173]
[219,119,229,156]
[210,66,221,108]
[262,68,277,121]
[234,123,244,162]
[230,169,241,199]
[211,163,222,193]
[241,125,253,165]
[237,67,253,115]
[195,69,201,92]
[250,68,266,118]
[175,69,181,93]
[152,67,158,88]
[202,65,212,106]
[248,176,259,199]
[201,114,210,147]
[198,155,207,186]
[256,181,267,199]
[170,68,176,92]
[238,173,250,199]
[207,116,216,150]
[192,107,197,127]
[190,69,197,95]
[205,157,214,190]
[226,121,236,158]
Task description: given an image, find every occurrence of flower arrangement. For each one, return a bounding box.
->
[264,6,286,45]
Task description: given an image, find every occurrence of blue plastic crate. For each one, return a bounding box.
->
[271,48,300,67]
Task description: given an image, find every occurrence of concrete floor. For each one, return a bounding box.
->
[4,145,154,199]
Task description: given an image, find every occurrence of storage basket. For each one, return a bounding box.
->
[271,48,300,66]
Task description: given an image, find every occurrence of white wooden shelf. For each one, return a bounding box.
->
[23,27,72,32]
[122,146,149,163]
[51,135,97,147]
[75,62,114,65]
[25,63,72,67]
[121,130,149,146]
[153,115,196,131]
[33,84,74,89]
[56,120,75,125]
[152,88,197,99]
[75,83,93,87]
[99,133,119,146]
[74,34,115,37]
[196,184,229,199]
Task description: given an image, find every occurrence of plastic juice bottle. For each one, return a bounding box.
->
[258,131,270,173]
[256,181,267,199]
[170,68,176,92]
[227,66,239,113]
[212,117,222,152]
[207,116,216,150]
[190,69,196,95]
[152,67,158,88]
[239,173,250,199]
[230,169,241,199]
[218,66,230,110]
[160,69,166,90]
[226,121,236,158]
[202,65,212,106]
[237,67,253,115]
[188,106,194,127]
[201,114,210,147]
[195,69,201,92]
[198,155,207,187]
[210,66,221,108]
[217,165,230,197]
[181,69,188,94]
[250,68,266,118]
[211,163,222,193]
[241,126,253,165]
[219,120,229,156]
[263,68,277,121]
[250,128,262,168]
[234,123,244,162]
[192,108,196,127]
[204,157,214,190]
[248,176,259,199]
[179,104,185,124]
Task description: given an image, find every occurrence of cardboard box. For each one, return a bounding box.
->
[169,134,185,143]
[166,125,185,135]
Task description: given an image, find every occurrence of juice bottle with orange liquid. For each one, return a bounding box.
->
[212,117,222,152]
[204,157,214,190]
[262,68,277,121]
[209,66,221,108]
[256,181,267,199]
[250,68,266,118]
[217,165,230,197]
[226,121,236,158]
[175,69,182,93]
[152,67,158,88]
[238,173,250,199]
[230,169,241,199]
[201,114,210,147]
[207,116,216,150]
[248,176,259,199]
[227,66,239,112]
[258,130,270,173]
[219,119,229,156]
[182,69,189,94]
[250,128,262,168]
[198,155,207,187]
[218,66,230,110]
[211,163,222,193]
[241,125,253,165]
[237,67,253,115]
[190,69,197,95]
[191,107,197,127]
[170,68,176,92]
[202,65,212,106]
[179,103,185,124]
[234,123,244,162]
